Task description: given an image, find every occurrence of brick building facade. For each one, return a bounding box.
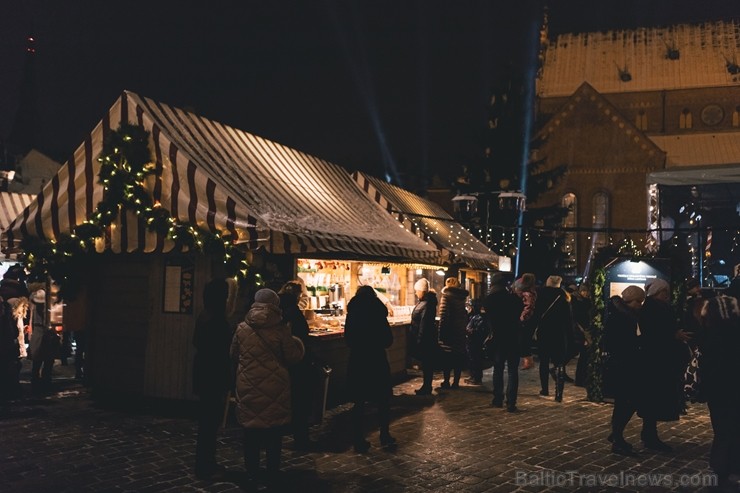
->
[533,20,740,280]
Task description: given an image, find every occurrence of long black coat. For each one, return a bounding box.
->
[279,292,312,417]
[409,291,438,362]
[482,287,523,356]
[534,287,575,364]
[637,296,686,422]
[344,294,393,401]
[438,286,469,355]
[601,296,641,399]
[192,310,233,396]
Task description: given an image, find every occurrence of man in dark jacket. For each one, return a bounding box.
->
[483,273,524,412]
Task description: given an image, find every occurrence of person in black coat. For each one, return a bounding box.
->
[192,278,232,480]
[534,275,575,402]
[483,273,524,412]
[602,286,645,456]
[637,279,689,452]
[278,281,316,450]
[409,278,438,396]
[344,285,395,453]
[700,277,740,489]
[438,277,469,389]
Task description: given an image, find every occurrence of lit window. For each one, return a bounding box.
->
[561,193,577,272]
[592,192,610,250]
[680,108,693,129]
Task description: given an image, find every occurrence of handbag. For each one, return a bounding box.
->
[532,295,561,342]
[481,330,496,363]
[683,346,705,403]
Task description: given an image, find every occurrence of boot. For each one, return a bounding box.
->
[554,366,565,403]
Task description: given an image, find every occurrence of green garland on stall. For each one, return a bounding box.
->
[586,267,607,402]
[21,124,249,298]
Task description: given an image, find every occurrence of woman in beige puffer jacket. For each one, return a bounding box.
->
[230,288,304,479]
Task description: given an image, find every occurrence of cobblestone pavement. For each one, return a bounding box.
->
[0,358,719,492]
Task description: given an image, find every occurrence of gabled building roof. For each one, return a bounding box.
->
[3,91,440,264]
[535,82,665,168]
[352,172,498,270]
[539,20,740,98]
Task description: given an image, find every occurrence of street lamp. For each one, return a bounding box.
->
[452,190,527,275]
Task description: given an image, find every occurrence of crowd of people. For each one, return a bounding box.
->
[0,264,71,400]
[4,261,737,491]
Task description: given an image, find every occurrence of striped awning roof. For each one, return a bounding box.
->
[352,172,498,270]
[0,193,35,231]
[0,193,35,261]
[3,91,439,264]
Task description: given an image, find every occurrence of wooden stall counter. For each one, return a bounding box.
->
[306,318,410,406]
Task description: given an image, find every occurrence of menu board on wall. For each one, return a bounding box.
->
[163,258,195,314]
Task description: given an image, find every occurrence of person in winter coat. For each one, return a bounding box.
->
[409,278,438,395]
[231,288,304,482]
[277,281,316,450]
[438,277,469,389]
[464,301,488,385]
[570,284,593,387]
[602,286,645,456]
[192,278,233,480]
[483,273,524,411]
[637,278,689,452]
[0,266,29,401]
[344,285,396,453]
[534,275,575,402]
[700,277,740,489]
[512,273,537,370]
[29,289,57,390]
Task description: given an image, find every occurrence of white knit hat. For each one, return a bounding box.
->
[414,278,430,292]
[31,289,46,304]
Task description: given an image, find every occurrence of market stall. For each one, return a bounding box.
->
[2,91,441,401]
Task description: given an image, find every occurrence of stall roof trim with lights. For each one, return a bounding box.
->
[2,91,441,264]
[352,171,498,270]
[0,192,35,260]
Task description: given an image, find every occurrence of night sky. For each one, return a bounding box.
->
[2,0,740,192]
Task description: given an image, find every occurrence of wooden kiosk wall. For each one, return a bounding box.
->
[85,253,212,401]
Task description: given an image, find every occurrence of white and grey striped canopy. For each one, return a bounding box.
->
[4,91,440,264]
[352,172,497,270]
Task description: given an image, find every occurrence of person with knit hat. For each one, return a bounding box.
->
[636,278,690,453]
[482,272,524,412]
[409,278,438,395]
[231,288,305,484]
[602,285,645,456]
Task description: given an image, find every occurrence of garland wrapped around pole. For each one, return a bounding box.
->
[21,124,249,298]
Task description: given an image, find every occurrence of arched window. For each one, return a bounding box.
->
[680,108,693,129]
[635,110,647,130]
[561,193,577,272]
[582,192,611,279]
[733,106,740,127]
[591,192,610,250]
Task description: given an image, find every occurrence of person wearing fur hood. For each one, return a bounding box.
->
[438,277,469,389]
[231,288,305,480]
